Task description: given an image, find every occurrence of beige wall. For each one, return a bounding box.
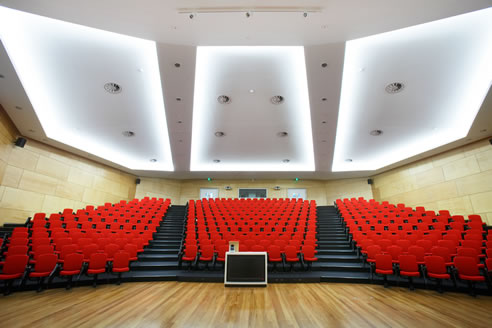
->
[134,177,182,204]
[135,178,373,207]
[371,139,492,225]
[0,106,137,225]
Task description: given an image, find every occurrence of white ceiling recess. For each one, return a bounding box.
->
[0,1,491,180]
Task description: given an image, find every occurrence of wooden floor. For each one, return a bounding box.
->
[1,282,492,328]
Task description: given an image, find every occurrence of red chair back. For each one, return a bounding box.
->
[63,253,84,272]
[2,255,29,275]
[33,254,58,274]
[113,251,130,270]
[454,256,481,276]
[424,256,447,274]
[88,253,107,270]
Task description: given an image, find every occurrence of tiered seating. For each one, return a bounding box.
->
[181,198,318,270]
[0,197,170,294]
[336,197,490,295]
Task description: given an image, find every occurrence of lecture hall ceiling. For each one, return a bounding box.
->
[0,1,491,179]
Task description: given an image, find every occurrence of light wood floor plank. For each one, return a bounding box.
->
[1,282,491,328]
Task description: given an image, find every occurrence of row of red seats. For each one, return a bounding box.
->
[179,244,318,271]
[371,251,490,295]
[190,198,317,219]
[0,198,169,294]
[0,250,132,295]
[337,197,490,294]
[181,198,318,271]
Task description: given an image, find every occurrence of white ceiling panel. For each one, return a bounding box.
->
[190,46,315,171]
[333,8,492,172]
[0,6,174,171]
[1,2,491,180]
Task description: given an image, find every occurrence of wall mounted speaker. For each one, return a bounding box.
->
[14,137,27,148]
[135,178,141,185]
[273,186,281,190]
[367,179,373,185]
[225,186,232,190]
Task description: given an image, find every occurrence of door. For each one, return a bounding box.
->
[200,188,219,200]
[287,188,307,200]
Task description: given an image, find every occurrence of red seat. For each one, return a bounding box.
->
[214,245,229,270]
[87,253,107,287]
[424,256,450,293]
[2,245,28,259]
[301,245,317,270]
[396,240,411,253]
[180,245,198,269]
[197,244,214,270]
[456,247,484,269]
[431,246,453,267]
[250,245,265,252]
[105,244,120,261]
[59,253,84,290]
[123,244,138,262]
[453,256,486,296]
[82,244,99,262]
[57,244,78,264]
[408,245,426,265]
[28,253,58,292]
[386,245,402,265]
[398,255,420,290]
[375,254,393,287]
[267,245,284,272]
[0,254,29,295]
[284,246,300,271]
[112,251,130,285]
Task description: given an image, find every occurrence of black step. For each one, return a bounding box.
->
[130,261,180,270]
[138,254,179,261]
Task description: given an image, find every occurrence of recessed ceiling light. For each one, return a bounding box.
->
[480,129,487,132]
[137,68,144,72]
[177,120,182,124]
[370,130,383,136]
[321,63,328,68]
[321,97,327,101]
[150,159,157,162]
[385,82,404,94]
[176,97,182,101]
[249,89,255,93]
[270,95,284,105]
[28,129,35,132]
[178,139,183,142]
[215,131,225,137]
[104,82,122,94]
[345,159,353,162]
[282,159,290,163]
[322,121,327,124]
[174,63,181,68]
[321,25,328,29]
[217,95,231,104]
[122,131,135,137]
[277,131,288,137]
[15,106,22,110]
[213,159,221,163]
[322,140,327,142]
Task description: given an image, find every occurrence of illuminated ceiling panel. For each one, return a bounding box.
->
[333,8,492,172]
[0,6,173,171]
[191,46,315,171]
